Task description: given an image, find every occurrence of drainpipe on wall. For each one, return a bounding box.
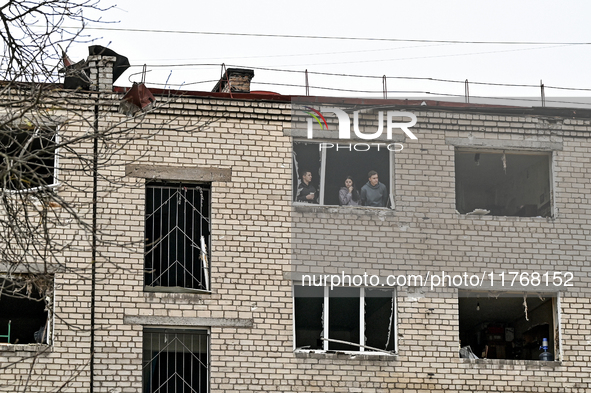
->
[86,53,115,393]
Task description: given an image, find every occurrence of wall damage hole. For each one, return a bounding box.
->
[455,149,552,217]
[459,291,557,360]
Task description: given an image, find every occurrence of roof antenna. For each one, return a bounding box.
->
[465,79,470,103]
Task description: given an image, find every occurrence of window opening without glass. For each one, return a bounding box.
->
[455,149,552,217]
[293,141,392,206]
[0,276,51,345]
[0,127,58,191]
[458,291,558,361]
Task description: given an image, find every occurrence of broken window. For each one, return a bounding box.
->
[294,285,396,353]
[455,149,552,217]
[0,127,58,191]
[143,328,209,393]
[458,291,558,361]
[293,142,392,207]
[0,276,52,345]
[145,183,211,291]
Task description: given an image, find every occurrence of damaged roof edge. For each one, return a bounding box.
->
[112,86,591,118]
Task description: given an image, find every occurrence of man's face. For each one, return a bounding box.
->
[303,172,312,184]
[369,174,379,186]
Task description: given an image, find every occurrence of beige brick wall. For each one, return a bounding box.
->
[1,90,590,393]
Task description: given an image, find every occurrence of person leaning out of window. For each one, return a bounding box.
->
[296,169,318,203]
[339,176,360,206]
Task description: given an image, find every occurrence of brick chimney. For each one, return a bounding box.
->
[87,55,116,92]
[86,46,130,92]
[212,68,255,93]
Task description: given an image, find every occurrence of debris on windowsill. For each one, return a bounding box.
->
[459,345,479,359]
[466,209,490,215]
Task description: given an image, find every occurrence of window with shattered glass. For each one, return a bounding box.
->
[458,290,559,361]
[0,126,58,191]
[294,285,396,353]
[455,149,552,217]
[145,183,211,292]
[0,276,52,345]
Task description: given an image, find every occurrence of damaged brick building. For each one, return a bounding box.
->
[1,48,590,392]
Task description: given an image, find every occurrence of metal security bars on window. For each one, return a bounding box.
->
[143,329,209,393]
[145,183,211,291]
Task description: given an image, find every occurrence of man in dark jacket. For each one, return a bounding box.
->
[296,170,317,203]
[360,170,388,207]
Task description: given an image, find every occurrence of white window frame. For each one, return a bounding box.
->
[293,140,395,208]
[293,285,397,355]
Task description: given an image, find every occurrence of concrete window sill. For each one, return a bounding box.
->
[0,344,52,353]
[295,350,398,361]
[293,203,394,216]
[460,358,561,369]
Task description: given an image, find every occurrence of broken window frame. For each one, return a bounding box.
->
[144,182,211,293]
[292,140,395,208]
[458,290,560,361]
[142,328,210,393]
[293,285,397,355]
[454,148,554,217]
[0,125,60,193]
[0,275,53,346]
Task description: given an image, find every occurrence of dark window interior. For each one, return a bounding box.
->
[294,286,396,353]
[145,183,211,291]
[293,142,390,205]
[292,142,320,202]
[365,288,396,352]
[459,292,556,360]
[455,150,551,217]
[0,128,56,190]
[328,287,360,351]
[294,285,323,350]
[0,278,49,345]
[143,329,209,393]
[324,147,389,206]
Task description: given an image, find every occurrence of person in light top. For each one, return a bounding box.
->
[339,176,360,206]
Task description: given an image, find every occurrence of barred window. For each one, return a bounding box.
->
[145,183,211,291]
[143,329,209,393]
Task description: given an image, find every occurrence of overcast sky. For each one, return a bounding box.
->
[66,0,591,106]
